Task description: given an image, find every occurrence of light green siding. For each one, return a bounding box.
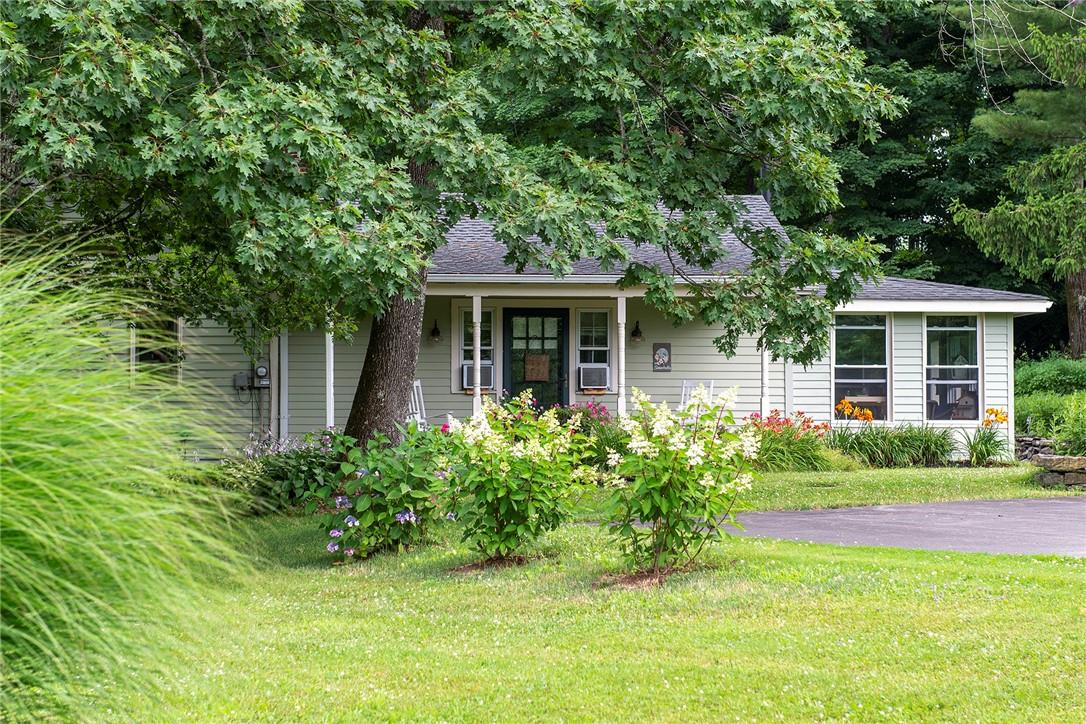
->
[983,313,1014,449]
[180,320,270,453]
[177,302,1020,456]
[892,313,925,421]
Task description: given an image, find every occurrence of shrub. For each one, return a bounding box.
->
[1017,391,1086,441]
[827,424,954,468]
[746,409,832,472]
[308,425,449,560]
[605,386,755,575]
[0,251,236,717]
[1015,355,1086,395]
[252,429,349,508]
[445,391,593,560]
[1052,395,1086,456]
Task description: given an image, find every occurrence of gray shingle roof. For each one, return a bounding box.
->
[430,195,1049,304]
[853,277,1048,303]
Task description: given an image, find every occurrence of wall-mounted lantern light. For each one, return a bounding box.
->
[430,319,442,344]
[630,321,643,343]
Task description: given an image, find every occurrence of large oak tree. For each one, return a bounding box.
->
[3,0,901,440]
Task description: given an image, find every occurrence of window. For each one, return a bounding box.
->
[926,315,979,421]
[460,309,493,363]
[578,310,610,365]
[833,315,888,421]
[131,317,182,379]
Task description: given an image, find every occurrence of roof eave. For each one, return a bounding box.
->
[837,299,1053,315]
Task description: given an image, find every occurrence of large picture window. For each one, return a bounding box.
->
[926,315,979,420]
[833,315,888,420]
[460,308,493,364]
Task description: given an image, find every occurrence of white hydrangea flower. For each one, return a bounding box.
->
[714,386,739,411]
[651,414,673,438]
[630,387,651,406]
[732,472,753,493]
[617,415,639,434]
[739,428,760,460]
[686,440,706,467]
[699,472,715,488]
[684,384,711,413]
[606,448,622,468]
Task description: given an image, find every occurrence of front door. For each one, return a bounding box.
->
[503,309,568,408]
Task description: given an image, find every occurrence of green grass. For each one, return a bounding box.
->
[111,516,1085,721]
[573,464,1074,521]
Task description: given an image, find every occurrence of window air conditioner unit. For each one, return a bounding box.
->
[461,363,495,390]
[579,365,609,391]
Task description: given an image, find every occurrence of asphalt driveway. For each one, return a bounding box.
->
[735,497,1086,556]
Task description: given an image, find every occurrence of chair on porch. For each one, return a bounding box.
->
[679,379,715,407]
[407,379,427,429]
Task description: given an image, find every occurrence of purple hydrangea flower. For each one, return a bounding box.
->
[435,469,449,480]
[334,495,351,509]
[344,515,359,527]
[326,541,340,553]
[445,512,456,521]
[329,528,343,538]
[344,548,356,557]
[394,510,417,525]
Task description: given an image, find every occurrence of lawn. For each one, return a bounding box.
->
[111,469,1086,721]
[573,464,1076,521]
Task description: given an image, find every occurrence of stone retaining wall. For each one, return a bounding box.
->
[1033,454,1086,488]
[1016,435,1056,462]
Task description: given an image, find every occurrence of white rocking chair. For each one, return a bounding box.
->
[407,379,427,429]
[679,379,716,407]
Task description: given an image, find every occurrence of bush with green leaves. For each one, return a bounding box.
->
[308,425,450,560]
[827,424,954,468]
[1017,391,1086,445]
[1015,355,1086,396]
[745,409,832,472]
[605,386,756,575]
[0,250,236,717]
[1051,395,1086,456]
[250,429,350,508]
[445,391,594,560]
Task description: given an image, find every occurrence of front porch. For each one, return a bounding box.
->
[272,291,783,438]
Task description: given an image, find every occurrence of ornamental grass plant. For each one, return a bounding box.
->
[0,248,238,718]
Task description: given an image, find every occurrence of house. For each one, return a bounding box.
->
[163,196,1051,453]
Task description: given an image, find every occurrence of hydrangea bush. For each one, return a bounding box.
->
[604,386,756,575]
[308,425,450,560]
[444,391,595,560]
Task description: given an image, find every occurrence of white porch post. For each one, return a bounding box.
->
[279,330,290,441]
[471,295,482,416]
[759,344,770,417]
[324,331,335,428]
[616,296,627,416]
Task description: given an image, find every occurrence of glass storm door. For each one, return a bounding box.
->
[503,309,568,408]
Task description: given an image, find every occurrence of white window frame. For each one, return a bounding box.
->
[830,313,891,422]
[453,305,497,392]
[576,308,612,391]
[923,313,983,423]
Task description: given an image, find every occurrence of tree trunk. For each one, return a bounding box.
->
[343,270,428,442]
[1067,267,1086,358]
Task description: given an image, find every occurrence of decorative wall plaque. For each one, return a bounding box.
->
[652,343,672,372]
